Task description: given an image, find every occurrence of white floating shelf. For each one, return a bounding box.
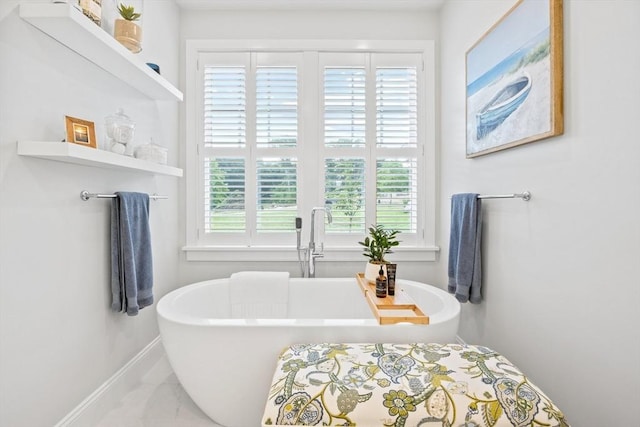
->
[19,2,183,102]
[17,141,184,177]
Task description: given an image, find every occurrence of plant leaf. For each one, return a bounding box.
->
[482,401,503,427]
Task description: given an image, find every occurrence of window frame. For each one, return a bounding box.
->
[184,40,438,262]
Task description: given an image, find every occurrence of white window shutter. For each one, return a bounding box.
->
[204,66,246,148]
[324,67,366,148]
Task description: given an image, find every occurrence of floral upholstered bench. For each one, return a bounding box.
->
[262,343,569,426]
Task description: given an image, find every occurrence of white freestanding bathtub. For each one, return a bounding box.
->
[157,276,460,427]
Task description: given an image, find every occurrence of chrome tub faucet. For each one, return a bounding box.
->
[296,207,332,277]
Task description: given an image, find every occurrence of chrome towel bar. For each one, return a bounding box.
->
[450,191,531,201]
[80,191,168,201]
[478,191,531,201]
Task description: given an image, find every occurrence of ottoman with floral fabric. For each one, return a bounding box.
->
[262,343,569,426]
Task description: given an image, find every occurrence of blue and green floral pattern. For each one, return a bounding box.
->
[262,343,569,426]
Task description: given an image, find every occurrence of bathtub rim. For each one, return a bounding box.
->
[157,277,460,327]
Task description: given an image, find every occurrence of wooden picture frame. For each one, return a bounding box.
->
[465,0,563,158]
[65,115,97,148]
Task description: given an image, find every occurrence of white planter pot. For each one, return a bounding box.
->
[364,262,386,284]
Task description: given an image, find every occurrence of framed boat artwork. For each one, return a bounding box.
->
[465,0,563,158]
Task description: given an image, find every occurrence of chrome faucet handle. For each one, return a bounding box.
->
[313,242,324,255]
[325,208,333,224]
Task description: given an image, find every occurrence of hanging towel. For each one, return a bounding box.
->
[110,192,154,316]
[448,193,483,303]
[229,271,290,318]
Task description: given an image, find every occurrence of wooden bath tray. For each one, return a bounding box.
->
[356,273,429,325]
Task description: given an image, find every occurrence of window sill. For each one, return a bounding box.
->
[182,245,439,262]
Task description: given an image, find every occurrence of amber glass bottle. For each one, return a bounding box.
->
[375,266,387,298]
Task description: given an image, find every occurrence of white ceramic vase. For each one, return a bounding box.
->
[364,262,386,284]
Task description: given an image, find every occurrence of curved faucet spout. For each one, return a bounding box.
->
[310,207,332,250]
[312,207,333,224]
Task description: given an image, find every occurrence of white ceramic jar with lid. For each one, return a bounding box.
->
[134,138,168,164]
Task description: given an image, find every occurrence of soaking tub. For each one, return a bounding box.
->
[157,276,460,427]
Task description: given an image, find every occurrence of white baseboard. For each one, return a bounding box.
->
[55,336,163,427]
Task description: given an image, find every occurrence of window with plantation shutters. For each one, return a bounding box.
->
[321,53,421,243]
[198,53,301,245]
[203,64,247,236]
[375,65,419,234]
[255,66,299,233]
[188,44,435,255]
[204,66,246,148]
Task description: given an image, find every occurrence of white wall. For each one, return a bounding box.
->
[439,1,640,425]
[0,1,181,425]
[3,1,638,425]
[177,7,444,286]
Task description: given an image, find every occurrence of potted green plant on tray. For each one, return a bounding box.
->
[358,224,400,283]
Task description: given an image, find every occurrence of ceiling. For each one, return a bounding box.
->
[175,0,446,12]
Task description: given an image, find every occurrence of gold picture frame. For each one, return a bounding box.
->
[465,0,563,158]
[65,116,97,148]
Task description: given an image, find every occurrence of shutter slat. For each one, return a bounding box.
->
[376,67,417,149]
[256,66,298,148]
[324,158,366,233]
[204,66,246,148]
[324,67,366,148]
[204,157,246,233]
[376,158,417,233]
[256,158,298,232]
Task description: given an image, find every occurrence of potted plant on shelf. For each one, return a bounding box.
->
[358,224,400,283]
[114,3,142,53]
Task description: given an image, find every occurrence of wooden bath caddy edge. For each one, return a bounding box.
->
[355,273,429,325]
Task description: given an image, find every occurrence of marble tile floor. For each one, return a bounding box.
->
[96,355,223,427]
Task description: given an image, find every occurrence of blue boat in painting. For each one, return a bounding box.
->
[476,72,532,139]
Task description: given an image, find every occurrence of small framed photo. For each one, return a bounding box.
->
[65,116,97,148]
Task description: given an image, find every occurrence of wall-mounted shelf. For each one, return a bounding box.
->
[19,2,183,102]
[17,141,184,177]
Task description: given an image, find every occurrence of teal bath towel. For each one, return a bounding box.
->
[448,193,482,303]
[111,192,154,316]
